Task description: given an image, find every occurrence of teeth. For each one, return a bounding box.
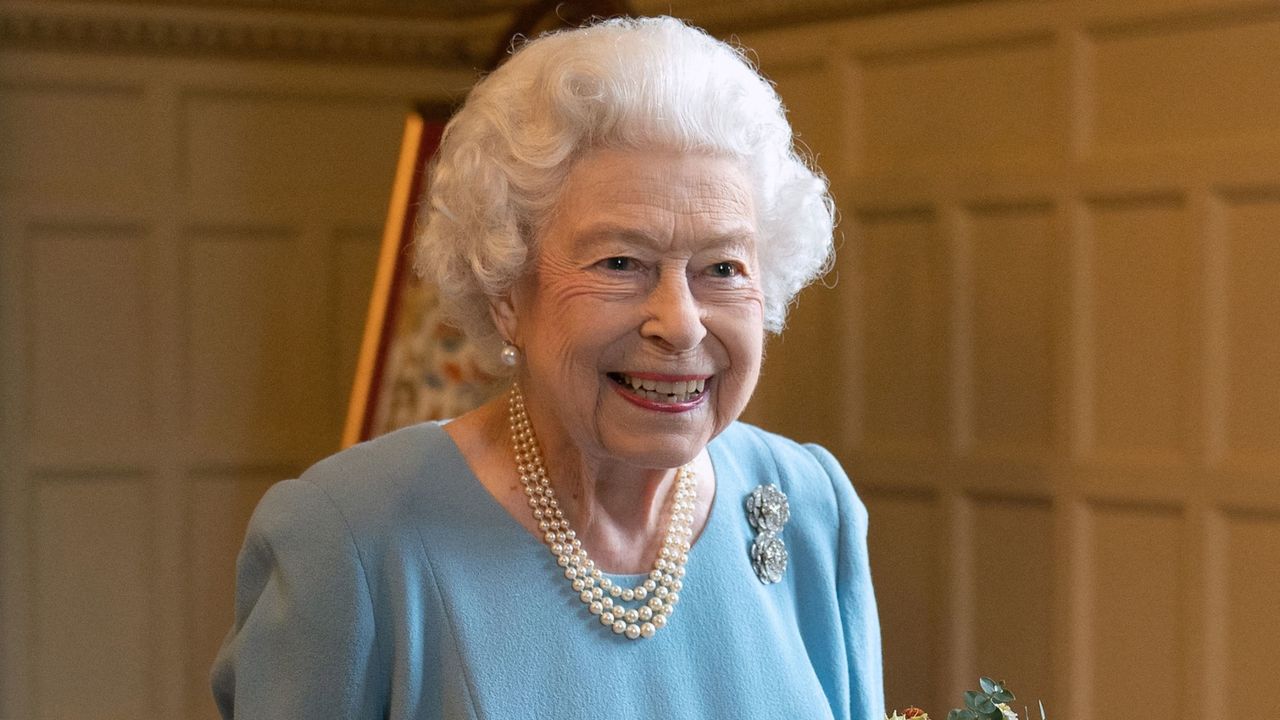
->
[618,374,708,403]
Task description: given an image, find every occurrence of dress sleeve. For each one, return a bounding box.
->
[210,478,384,719]
[805,444,886,720]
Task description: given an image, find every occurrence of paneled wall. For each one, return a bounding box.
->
[0,26,472,719]
[740,1,1280,717]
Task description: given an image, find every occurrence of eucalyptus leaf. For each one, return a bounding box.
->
[991,689,1015,704]
[979,677,1000,695]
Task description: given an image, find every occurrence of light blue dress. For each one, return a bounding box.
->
[211,421,884,719]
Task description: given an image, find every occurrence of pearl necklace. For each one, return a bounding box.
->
[508,383,694,640]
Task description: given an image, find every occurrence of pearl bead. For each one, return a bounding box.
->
[633,587,647,600]
[624,609,639,623]
[652,614,666,629]
[621,589,634,601]
[640,622,656,638]
[571,578,585,592]
[639,606,653,621]
[610,586,622,598]
[589,601,603,615]
[655,586,669,599]
[579,590,593,603]
[667,592,680,605]
[612,620,626,634]
[601,612,615,625]
[648,597,663,610]
[625,624,641,639]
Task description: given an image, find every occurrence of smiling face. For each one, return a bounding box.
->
[496,147,765,471]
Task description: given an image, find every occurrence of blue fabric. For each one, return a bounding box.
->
[212,421,884,719]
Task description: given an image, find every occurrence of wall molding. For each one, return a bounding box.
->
[0,0,976,68]
[0,2,489,67]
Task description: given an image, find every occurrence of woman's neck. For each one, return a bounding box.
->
[447,395,713,574]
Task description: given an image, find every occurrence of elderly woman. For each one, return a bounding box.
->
[212,16,883,720]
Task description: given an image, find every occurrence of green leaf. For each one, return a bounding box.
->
[970,692,996,714]
[991,689,1015,704]
[979,678,1001,695]
[948,710,979,720]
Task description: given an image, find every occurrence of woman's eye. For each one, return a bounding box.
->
[601,257,637,272]
[709,261,740,278]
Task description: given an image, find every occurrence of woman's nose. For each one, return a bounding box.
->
[641,271,707,352]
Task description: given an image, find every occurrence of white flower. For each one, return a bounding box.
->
[996,703,1018,720]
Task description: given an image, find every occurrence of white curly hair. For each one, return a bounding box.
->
[415,16,835,370]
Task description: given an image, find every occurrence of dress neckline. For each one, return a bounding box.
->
[423,421,729,581]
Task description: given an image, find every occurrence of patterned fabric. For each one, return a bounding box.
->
[370,281,496,435]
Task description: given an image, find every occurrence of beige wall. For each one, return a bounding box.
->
[4,1,1280,718]
[738,1,1280,717]
[0,8,474,716]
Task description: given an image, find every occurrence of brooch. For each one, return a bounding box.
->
[745,484,789,584]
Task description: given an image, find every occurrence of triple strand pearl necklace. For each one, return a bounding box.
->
[508,383,695,640]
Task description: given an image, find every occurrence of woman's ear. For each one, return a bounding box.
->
[489,292,519,346]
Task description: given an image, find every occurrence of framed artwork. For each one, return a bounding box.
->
[341,104,499,447]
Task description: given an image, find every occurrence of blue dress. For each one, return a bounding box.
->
[212,421,884,719]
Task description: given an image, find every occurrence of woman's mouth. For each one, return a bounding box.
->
[608,372,709,407]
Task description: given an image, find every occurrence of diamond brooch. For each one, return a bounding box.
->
[745,483,790,584]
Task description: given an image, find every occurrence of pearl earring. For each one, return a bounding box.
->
[500,342,519,367]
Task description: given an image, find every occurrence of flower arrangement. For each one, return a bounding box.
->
[887,677,1046,720]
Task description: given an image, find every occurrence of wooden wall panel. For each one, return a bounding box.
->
[32,476,153,719]
[968,206,1057,457]
[1223,512,1280,714]
[185,230,327,464]
[0,13,474,716]
[333,227,382,414]
[858,36,1055,173]
[1091,12,1280,153]
[27,227,152,462]
[1220,196,1280,464]
[1087,199,1193,463]
[181,94,406,218]
[1088,504,1184,720]
[0,84,147,201]
[970,497,1054,713]
[865,490,944,714]
[857,211,949,450]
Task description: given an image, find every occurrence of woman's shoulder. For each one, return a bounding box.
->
[255,422,469,543]
[713,421,865,522]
